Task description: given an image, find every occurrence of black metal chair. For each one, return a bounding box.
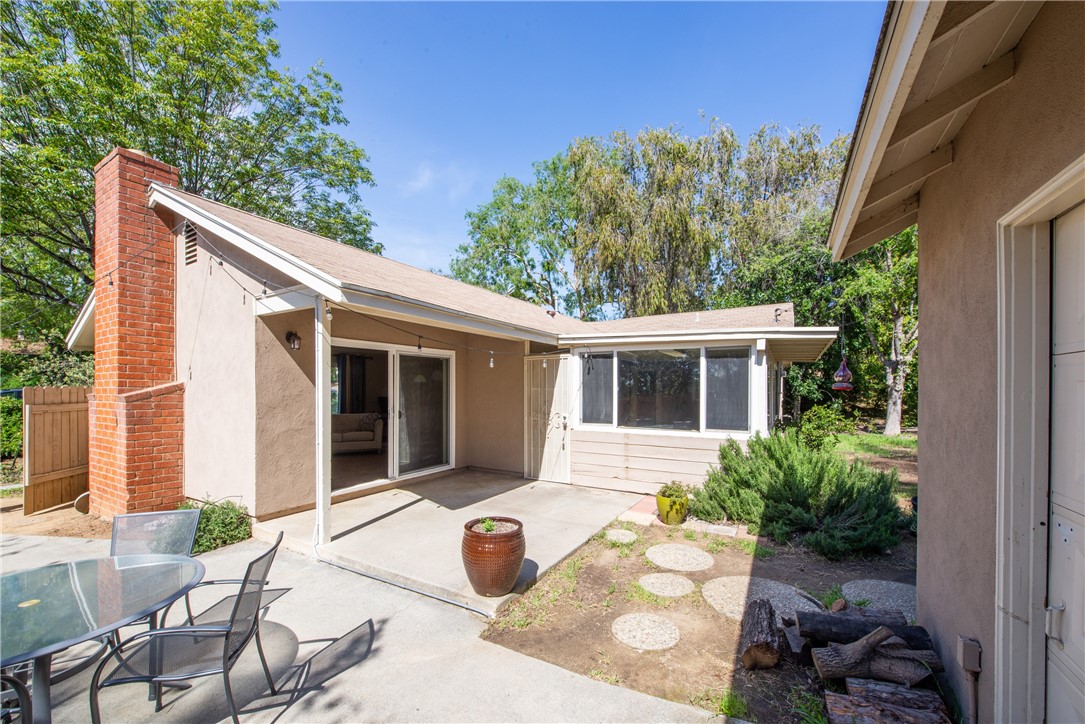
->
[89,532,284,724]
[0,674,31,723]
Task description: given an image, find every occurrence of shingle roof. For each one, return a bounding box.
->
[582,303,795,333]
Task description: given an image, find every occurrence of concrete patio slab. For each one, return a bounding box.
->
[2,534,715,723]
[253,470,642,617]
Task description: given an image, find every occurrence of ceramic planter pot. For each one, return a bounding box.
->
[655,494,689,526]
[461,516,526,596]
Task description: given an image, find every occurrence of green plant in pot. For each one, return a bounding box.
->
[656,481,691,525]
[461,516,526,596]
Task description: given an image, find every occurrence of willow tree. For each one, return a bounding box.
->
[1,0,376,337]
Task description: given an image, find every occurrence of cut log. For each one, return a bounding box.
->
[783,624,812,665]
[830,598,847,612]
[837,607,909,625]
[797,610,933,650]
[825,692,951,724]
[813,627,942,686]
[739,598,780,670]
[845,678,951,718]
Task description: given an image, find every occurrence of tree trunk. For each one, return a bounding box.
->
[740,599,781,670]
[884,364,904,436]
[796,610,932,650]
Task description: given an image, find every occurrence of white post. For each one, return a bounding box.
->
[314,297,332,545]
[750,339,770,436]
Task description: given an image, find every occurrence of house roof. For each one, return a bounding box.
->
[68,179,837,360]
[828,1,1042,260]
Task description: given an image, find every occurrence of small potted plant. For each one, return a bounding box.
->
[656,481,691,525]
[461,516,526,596]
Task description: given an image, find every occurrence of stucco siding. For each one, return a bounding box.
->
[465,336,525,474]
[916,2,1084,714]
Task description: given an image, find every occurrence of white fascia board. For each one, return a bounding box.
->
[253,289,317,316]
[65,291,96,351]
[338,285,561,346]
[147,184,345,302]
[558,327,838,347]
[828,1,943,261]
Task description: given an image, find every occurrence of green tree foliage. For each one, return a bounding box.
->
[1,0,377,337]
[690,430,902,559]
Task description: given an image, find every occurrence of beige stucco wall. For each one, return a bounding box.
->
[465,335,525,474]
[916,2,1083,715]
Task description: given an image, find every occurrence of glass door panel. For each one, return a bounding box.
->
[395,354,450,476]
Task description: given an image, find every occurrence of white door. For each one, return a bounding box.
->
[1046,202,1085,723]
[394,352,452,478]
[525,356,571,483]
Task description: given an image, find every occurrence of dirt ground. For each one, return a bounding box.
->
[485,523,916,722]
[0,495,113,539]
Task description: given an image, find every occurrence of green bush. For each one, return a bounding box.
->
[799,403,853,451]
[179,498,252,554]
[1,397,23,458]
[689,429,903,559]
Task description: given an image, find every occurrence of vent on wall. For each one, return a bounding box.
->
[183,221,198,265]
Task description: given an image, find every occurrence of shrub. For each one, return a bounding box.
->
[657,480,691,498]
[799,403,853,451]
[179,498,252,554]
[689,429,903,559]
[1,397,23,458]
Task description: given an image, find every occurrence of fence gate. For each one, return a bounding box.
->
[22,387,91,514]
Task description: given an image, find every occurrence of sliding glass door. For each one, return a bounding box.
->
[394,353,451,476]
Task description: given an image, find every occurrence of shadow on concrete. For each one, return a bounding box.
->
[513,558,540,592]
[331,498,424,541]
[403,472,533,511]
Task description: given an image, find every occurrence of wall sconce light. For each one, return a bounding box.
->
[285,331,301,351]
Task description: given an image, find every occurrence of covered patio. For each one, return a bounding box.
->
[253,470,642,616]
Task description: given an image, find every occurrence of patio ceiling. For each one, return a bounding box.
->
[829,1,1043,260]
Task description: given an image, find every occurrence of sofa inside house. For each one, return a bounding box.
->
[331,413,384,454]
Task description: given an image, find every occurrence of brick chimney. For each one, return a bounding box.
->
[88,148,185,517]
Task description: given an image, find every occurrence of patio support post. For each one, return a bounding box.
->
[751,338,770,436]
[314,296,333,545]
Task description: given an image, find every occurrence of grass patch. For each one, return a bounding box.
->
[1,458,22,496]
[626,582,670,608]
[811,584,845,609]
[683,529,697,541]
[835,432,917,457]
[706,535,775,558]
[852,597,872,607]
[691,687,749,718]
[499,590,550,630]
[788,686,829,724]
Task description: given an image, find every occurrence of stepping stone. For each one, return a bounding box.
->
[702,576,823,626]
[639,573,694,598]
[605,528,637,545]
[611,613,680,651]
[644,543,714,572]
[842,579,917,621]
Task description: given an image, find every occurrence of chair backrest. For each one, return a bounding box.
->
[227,532,284,660]
[110,509,202,557]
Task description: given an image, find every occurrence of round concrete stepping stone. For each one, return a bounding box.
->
[842,579,917,621]
[702,576,823,626]
[611,613,680,651]
[644,543,714,572]
[605,528,637,545]
[639,573,694,598]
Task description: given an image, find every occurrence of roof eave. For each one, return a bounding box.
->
[66,291,95,351]
[558,327,839,346]
[828,1,943,261]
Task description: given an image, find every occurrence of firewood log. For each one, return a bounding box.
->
[739,598,780,670]
[797,610,933,650]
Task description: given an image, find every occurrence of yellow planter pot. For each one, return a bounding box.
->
[655,494,689,526]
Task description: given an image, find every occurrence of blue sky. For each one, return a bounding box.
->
[272,2,886,270]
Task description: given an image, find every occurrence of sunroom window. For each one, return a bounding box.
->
[581,353,613,424]
[617,349,700,430]
[706,348,750,431]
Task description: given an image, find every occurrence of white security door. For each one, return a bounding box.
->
[1046,202,1085,723]
[525,356,571,483]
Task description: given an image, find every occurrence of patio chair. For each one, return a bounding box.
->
[88,532,283,724]
[0,674,32,723]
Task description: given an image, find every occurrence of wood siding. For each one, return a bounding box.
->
[22,387,91,514]
[570,428,726,494]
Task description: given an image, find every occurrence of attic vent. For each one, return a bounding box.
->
[183,221,198,265]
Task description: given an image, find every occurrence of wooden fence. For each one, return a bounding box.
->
[22,387,91,514]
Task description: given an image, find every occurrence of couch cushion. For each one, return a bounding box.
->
[342,430,375,443]
[331,433,344,443]
[357,412,381,432]
[331,415,358,434]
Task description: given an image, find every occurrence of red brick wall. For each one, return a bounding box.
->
[89,148,185,517]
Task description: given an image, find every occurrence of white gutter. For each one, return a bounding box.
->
[827,1,942,261]
[147,184,345,301]
[65,291,96,351]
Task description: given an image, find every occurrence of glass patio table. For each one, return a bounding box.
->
[1,555,204,724]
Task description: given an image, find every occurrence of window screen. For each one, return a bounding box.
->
[581,353,613,424]
[617,350,700,430]
[706,348,749,431]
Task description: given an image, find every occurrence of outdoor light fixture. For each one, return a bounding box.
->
[285,331,301,351]
[489,352,495,369]
[325,304,333,321]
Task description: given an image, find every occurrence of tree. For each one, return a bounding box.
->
[568,123,738,317]
[1,0,377,338]
[451,153,598,319]
[842,227,919,435]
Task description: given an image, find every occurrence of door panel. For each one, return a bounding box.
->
[525,357,571,483]
[395,354,450,476]
[1047,203,1085,721]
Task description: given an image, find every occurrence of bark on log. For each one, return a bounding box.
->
[797,610,933,650]
[783,624,812,665]
[740,599,780,670]
[826,692,951,724]
[838,607,909,625]
[845,678,950,717]
[813,627,942,686]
